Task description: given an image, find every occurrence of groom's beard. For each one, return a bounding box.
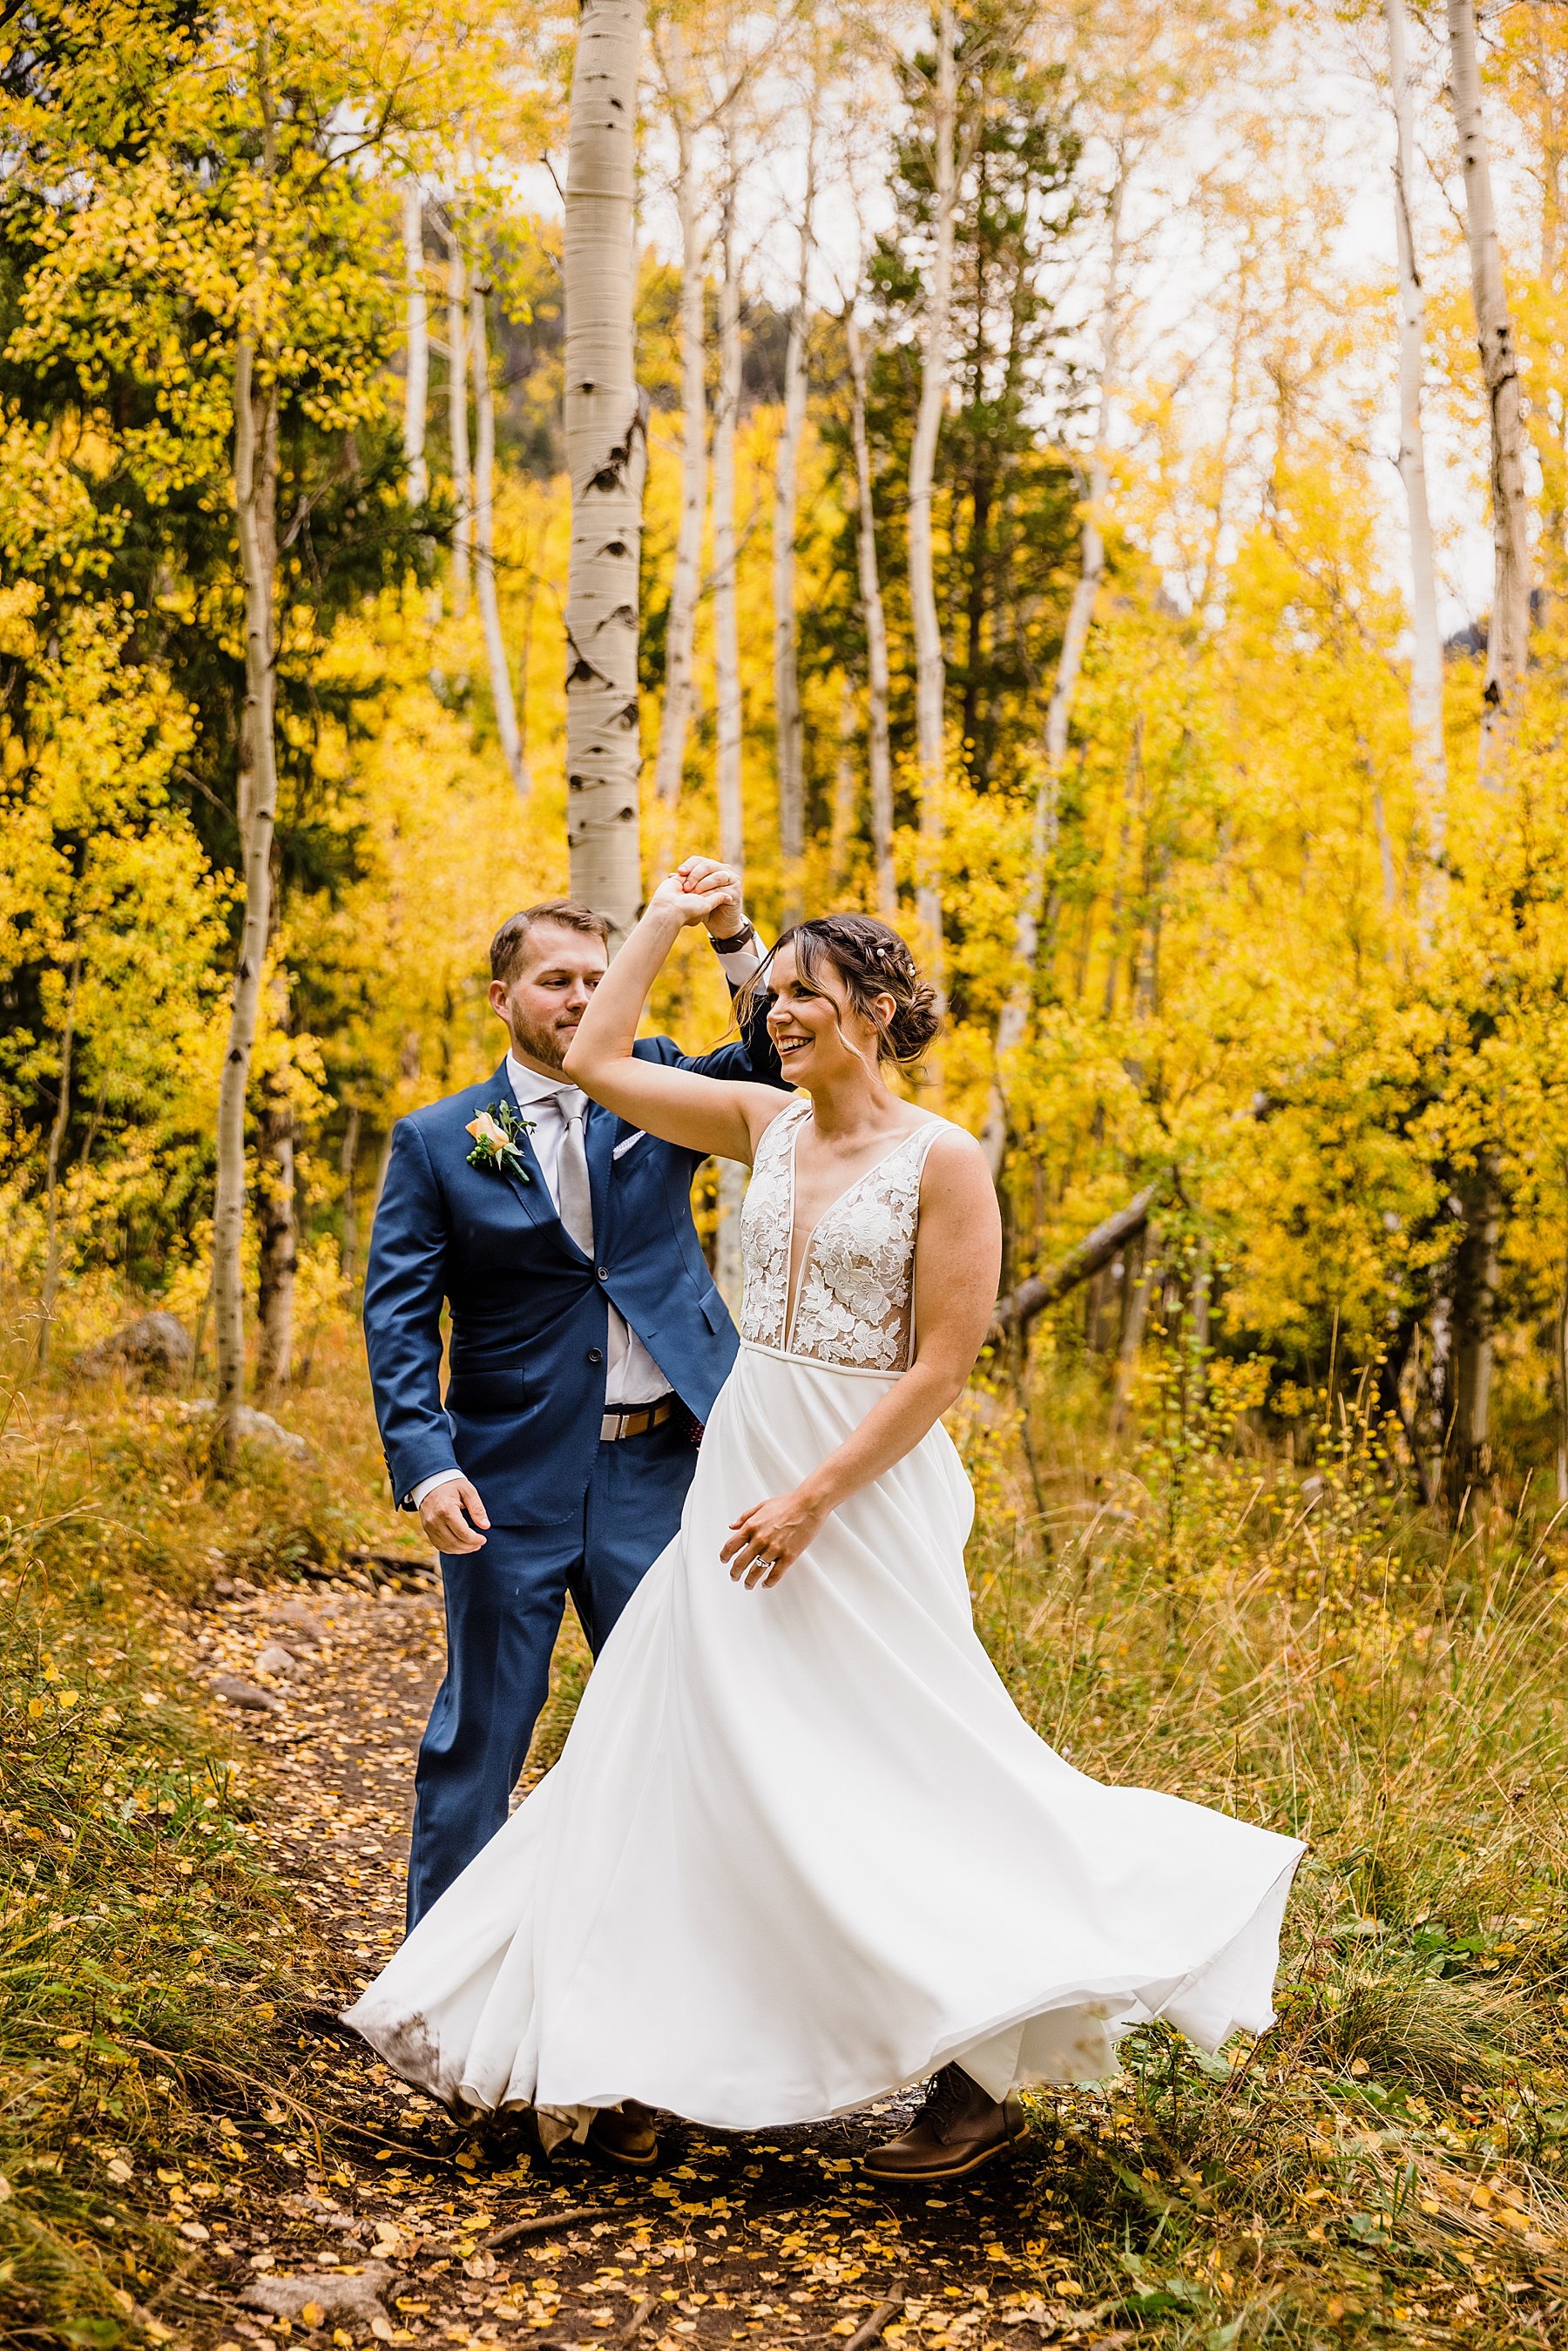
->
[507,1008,575,1071]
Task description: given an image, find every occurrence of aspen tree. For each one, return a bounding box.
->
[564,0,647,944]
[773,131,815,922]
[214,310,281,1463]
[447,230,474,615]
[402,183,430,507]
[1449,0,1531,783]
[846,307,896,917]
[1444,0,1528,1498]
[652,17,707,809]
[1385,0,1445,921]
[983,165,1126,1178]
[909,0,957,990]
[713,166,747,1305]
[471,272,530,796]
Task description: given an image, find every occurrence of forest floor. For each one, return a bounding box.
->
[170,1571,1073,2351]
[6,1327,1568,2351]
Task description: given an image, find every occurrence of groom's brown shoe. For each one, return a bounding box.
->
[585,2100,661,2172]
[862,2066,1024,2183]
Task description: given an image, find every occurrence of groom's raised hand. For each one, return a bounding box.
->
[418,1476,490,1554]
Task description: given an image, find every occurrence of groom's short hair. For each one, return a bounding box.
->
[490,900,610,986]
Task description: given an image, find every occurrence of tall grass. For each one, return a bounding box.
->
[0,1311,397,2347]
[956,1356,1568,2342]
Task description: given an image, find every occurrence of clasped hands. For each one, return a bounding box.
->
[649,855,748,934]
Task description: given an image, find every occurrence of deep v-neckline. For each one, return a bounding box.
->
[781,1105,929,1353]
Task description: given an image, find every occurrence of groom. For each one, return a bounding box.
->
[364,865,782,1940]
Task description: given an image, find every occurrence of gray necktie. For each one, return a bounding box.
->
[555,1088,595,1256]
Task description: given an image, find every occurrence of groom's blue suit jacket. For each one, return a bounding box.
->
[365,1031,784,1527]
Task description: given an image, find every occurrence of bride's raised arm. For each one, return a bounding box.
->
[563,875,790,1165]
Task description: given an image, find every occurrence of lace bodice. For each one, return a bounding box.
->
[739,1098,947,1372]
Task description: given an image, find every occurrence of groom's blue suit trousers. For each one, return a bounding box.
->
[405,1409,697,1929]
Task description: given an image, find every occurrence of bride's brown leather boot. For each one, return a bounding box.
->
[862,2066,1024,2182]
[585,2099,661,2172]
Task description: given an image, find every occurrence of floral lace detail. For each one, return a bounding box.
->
[739,1098,945,1372]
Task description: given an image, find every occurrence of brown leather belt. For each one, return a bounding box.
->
[599,1395,677,1444]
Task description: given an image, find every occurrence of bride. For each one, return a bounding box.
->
[345,875,1302,2184]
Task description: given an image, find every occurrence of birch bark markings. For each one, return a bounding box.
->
[846,309,896,917]
[773,147,815,921]
[402,185,429,508]
[1448,0,1531,785]
[982,167,1126,1179]
[1384,0,1446,919]
[713,185,744,894]
[447,233,473,616]
[470,274,530,798]
[214,324,281,1463]
[909,0,957,989]
[653,21,708,810]
[564,0,647,944]
[713,179,747,1310]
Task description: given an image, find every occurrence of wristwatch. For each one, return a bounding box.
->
[708,919,756,956]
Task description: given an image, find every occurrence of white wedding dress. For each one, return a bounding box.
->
[346,1098,1302,2132]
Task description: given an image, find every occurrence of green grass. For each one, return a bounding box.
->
[956,1360,1568,2345]
[0,1314,407,2346]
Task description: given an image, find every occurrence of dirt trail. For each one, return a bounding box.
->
[181,1577,1082,2351]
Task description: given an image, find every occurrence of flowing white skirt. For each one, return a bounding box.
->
[345,1345,1303,2130]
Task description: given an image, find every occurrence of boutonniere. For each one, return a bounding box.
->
[465,1101,536,1179]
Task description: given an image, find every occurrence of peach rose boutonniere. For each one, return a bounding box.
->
[465,1101,536,1179]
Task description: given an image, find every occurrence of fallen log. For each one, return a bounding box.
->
[989,1183,1161,1344]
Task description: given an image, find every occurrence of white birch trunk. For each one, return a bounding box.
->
[402,183,429,508]
[773,154,814,920]
[847,310,896,918]
[982,170,1125,1178]
[1448,0,1531,787]
[909,0,956,986]
[471,274,530,798]
[215,328,281,1463]
[653,24,707,809]
[713,183,747,1309]
[713,188,744,894]
[1445,0,1530,1496]
[1385,0,1446,924]
[564,0,647,946]
[447,232,473,617]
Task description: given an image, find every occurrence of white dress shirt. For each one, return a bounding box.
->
[412,936,761,1510]
[503,1053,671,1409]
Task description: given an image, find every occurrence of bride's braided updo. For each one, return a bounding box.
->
[738,913,943,1067]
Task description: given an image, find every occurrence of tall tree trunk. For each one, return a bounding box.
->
[1449,0,1531,786]
[402,183,429,508]
[564,0,647,946]
[773,146,814,922]
[713,178,746,1307]
[846,311,896,918]
[1443,0,1528,1498]
[653,23,706,810]
[253,972,296,1401]
[982,166,1126,1179]
[471,274,530,797]
[909,0,956,987]
[340,1103,362,1297]
[829,669,857,892]
[713,184,743,899]
[1386,0,1447,929]
[1446,1158,1500,1506]
[214,325,281,1465]
[37,952,79,1369]
[446,231,473,617]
